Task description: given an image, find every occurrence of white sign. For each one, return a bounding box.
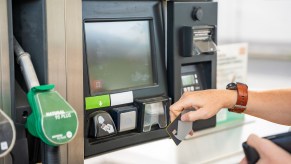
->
[217,43,248,89]
[216,43,248,123]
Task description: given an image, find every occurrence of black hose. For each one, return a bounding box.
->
[42,142,61,164]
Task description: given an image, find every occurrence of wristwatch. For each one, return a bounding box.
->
[226,82,248,113]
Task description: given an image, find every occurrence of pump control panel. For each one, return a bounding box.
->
[167,1,217,131]
[181,65,204,93]
[82,0,169,157]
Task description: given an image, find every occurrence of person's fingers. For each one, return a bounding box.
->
[247,134,291,156]
[181,109,211,122]
[247,134,291,163]
[189,130,194,136]
[239,157,247,164]
[170,97,195,117]
[246,134,265,154]
[170,101,190,116]
[246,134,276,157]
[170,110,177,123]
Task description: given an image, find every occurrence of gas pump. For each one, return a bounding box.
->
[9,0,220,163]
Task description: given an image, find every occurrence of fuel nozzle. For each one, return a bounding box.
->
[13,37,79,146]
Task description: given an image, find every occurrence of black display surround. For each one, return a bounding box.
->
[82,0,169,157]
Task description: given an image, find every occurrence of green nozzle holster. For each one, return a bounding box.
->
[26,84,78,146]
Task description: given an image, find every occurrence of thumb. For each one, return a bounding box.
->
[247,134,266,156]
[239,157,247,164]
[247,134,291,162]
[181,109,210,122]
[247,134,284,158]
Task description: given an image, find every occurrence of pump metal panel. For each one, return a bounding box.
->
[46,0,84,163]
[0,0,12,117]
[0,0,13,163]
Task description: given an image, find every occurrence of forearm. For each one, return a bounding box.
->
[244,89,291,125]
[170,88,291,124]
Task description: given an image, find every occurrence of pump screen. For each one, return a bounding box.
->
[85,20,155,94]
[181,75,195,86]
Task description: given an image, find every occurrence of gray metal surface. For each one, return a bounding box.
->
[45,0,84,163]
[0,0,12,117]
[0,0,12,163]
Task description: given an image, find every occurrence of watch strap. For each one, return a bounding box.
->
[227,82,248,113]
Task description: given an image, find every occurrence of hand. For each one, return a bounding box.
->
[240,134,291,164]
[170,89,237,122]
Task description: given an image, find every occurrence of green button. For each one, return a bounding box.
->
[85,95,110,110]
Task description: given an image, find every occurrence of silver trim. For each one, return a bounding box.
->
[0,0,12,117]
[65,1,84,163]
[0,0,12,163]
[46,0,84,163]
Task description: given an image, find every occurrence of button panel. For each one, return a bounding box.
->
[181,73,202,93]
[85,95,110,110]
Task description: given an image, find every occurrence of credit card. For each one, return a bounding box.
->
[166,110,194,145]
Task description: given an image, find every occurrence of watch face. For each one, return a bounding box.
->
[226,82,237,90]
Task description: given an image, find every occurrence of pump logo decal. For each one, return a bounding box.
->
[45,110,72,120]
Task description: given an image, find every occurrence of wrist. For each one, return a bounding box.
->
[223,89,237,109]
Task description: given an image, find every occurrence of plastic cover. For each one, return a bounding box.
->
[0,109,16,158]
[143,101,167,132]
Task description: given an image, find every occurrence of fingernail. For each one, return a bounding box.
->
[189,130,194,136]
[181,115,187,121]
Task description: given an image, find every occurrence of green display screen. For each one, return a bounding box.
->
[181,75,195,86]
[85,20,155,95]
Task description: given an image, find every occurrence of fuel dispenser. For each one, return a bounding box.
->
[82,0,170,156]
[167,0,217,130]
[8,0,219,163]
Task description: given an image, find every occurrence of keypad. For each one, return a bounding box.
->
[181,73,202,93]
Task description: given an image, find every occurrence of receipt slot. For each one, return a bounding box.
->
[167,1,217,131]
[183,26,217,57]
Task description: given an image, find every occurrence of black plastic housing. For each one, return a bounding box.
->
[167,1,217,130]
[82,0,170,157]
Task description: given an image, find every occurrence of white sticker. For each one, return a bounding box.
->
[110,91,133,106]
[66,131,72,138]
[1,141,8,151]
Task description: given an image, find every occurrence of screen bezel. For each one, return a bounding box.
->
[83,17,167,98]
[83,18,160,97]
